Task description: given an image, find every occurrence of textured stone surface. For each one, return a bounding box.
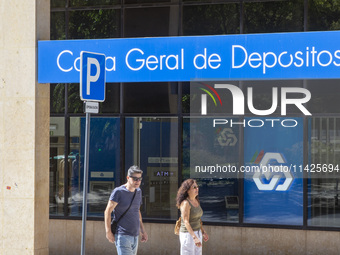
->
[49,220,340,255]
[0,0,50,254]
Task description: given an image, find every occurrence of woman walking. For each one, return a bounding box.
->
[176,179,209,255]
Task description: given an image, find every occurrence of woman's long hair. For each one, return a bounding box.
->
[176,179,199,208]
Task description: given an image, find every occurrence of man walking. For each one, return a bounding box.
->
[104,165,148,255]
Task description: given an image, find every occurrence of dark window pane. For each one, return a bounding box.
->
[69,0,120,6]
[242,80,304,115]
[183,0,239,2]
[124,7,177,37]
[69,117,121,217]
[68,84,82,114]
[125,117,178,220]
[49,117,66,216]
[51,83,65,114]
[68,9,121,39]
[123,82,178,113]
[308,117,340,227]
[308,0,340,31]
[68,83,119,114]
[101,83,120,114]
[244,0,304,33]
[183,4,240,36]
[307,80,340,114]
[184,79,307,116]
[184,80,240,115]
[182,82,190,114]
[309,179,340,227]
[183,117,239,223]
[51,0,66,8]
[125,0,170,3]
[51,12,66,40]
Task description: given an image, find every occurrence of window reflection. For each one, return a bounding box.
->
[184,81,239,114]
[69,0,120,7]
[124,7,176,37]
[307,80,340,114]
[50,117,66,216]
[51,12,65,40]
[308,0,340,31]
[49,117,120,217]
[50,83,65,114]
[242,80,304,115]
[123,83,178,114]
[75,117,120,216]
[308,117,340,227]
[183,4,240,36]
[68,9,121,39]
[68,83,120,114]
[51,0,66,8]
[125,117,179,219]
[244,0,304,33]
[125,0,169,3]
[183,117,239,223]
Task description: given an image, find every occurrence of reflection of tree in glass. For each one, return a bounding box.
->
[244,0,304,33]
[309,0,340,31]
[183,4,239,36]
[51,12,66,40]
[52,83,65,113]
[69,9,120,39]
[68,84,82,113]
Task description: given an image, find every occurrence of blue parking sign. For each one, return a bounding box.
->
[80,51,106,102]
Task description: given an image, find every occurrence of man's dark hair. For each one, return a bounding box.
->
[127,165,143,176]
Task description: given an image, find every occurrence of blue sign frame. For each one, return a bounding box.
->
[38,31,340,83]
[80,51,106,102]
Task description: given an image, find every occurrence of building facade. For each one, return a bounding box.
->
[47,1,340,254]
[2,0,340,254]
[0,1,50,254]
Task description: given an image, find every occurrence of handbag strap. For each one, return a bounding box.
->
[114,189,137,224]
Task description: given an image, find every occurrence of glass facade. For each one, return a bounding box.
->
[125,117,179,219]
[50,116,120,216]
[50,0,340,230]
[183,117,239,223]
[308,117,340,227]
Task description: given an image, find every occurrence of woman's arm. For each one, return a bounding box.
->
[201,226,209,242]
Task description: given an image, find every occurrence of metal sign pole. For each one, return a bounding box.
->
[81,110,91,255]
[79,51,105,255]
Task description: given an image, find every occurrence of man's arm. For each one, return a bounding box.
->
[139,210,148,242]
[104,200,118,243]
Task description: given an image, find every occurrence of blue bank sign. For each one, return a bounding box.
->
[38,31,340,83]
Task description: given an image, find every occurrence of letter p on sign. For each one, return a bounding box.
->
[80,51,106,102]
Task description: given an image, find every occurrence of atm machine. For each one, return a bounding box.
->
[145,166,178,218]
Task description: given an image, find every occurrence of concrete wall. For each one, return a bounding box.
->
[49,220,340,255]
[0,0,50,254]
